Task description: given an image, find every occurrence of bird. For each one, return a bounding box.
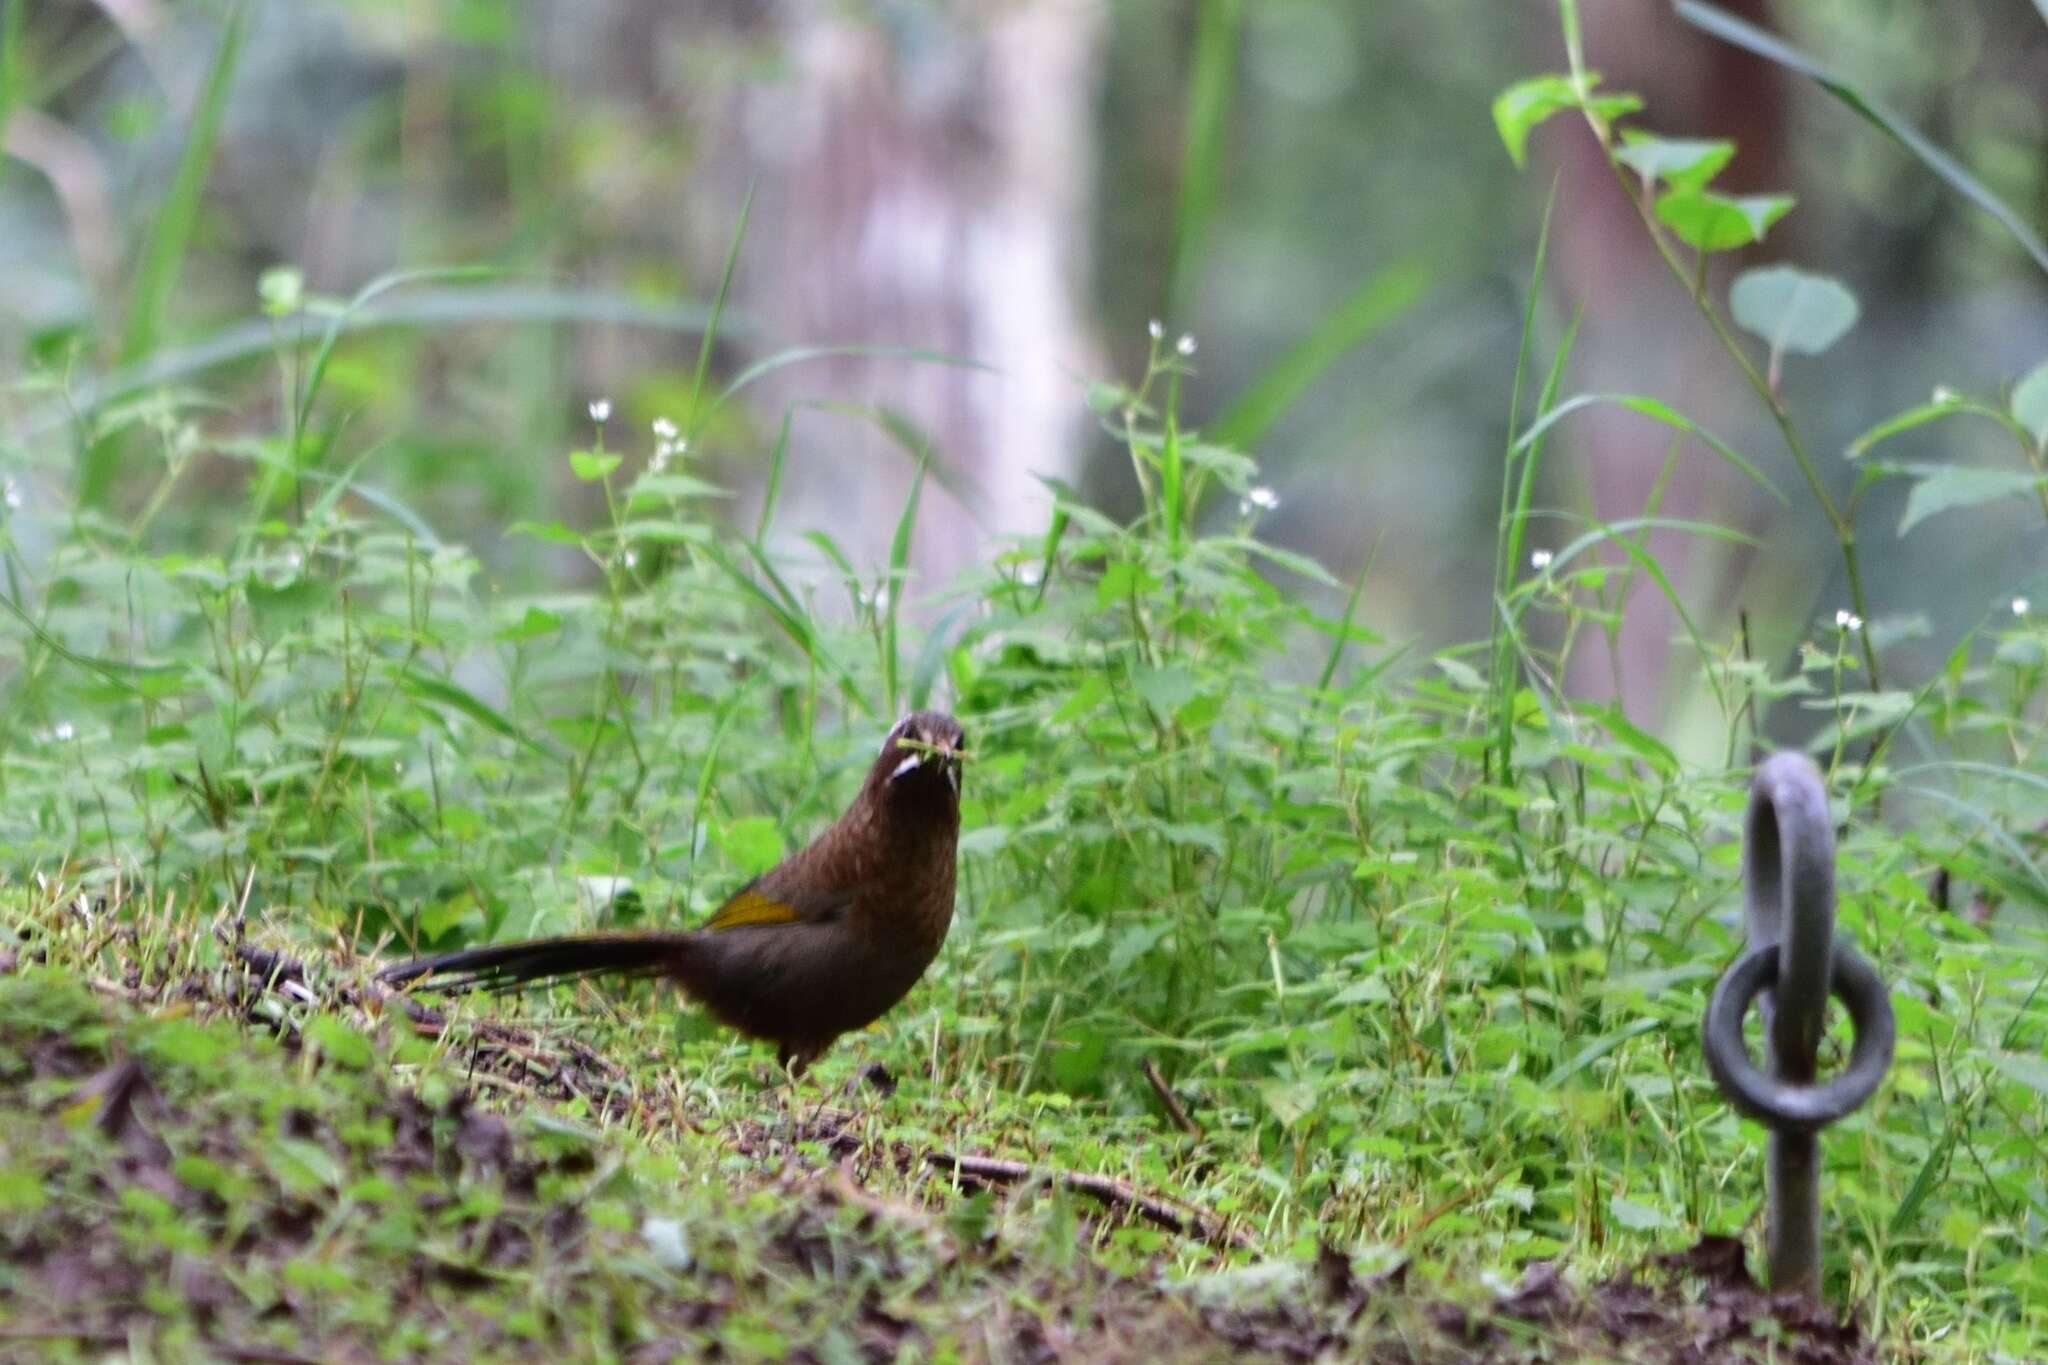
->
[379,711,964,1075]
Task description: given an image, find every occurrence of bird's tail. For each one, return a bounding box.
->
[378,933,693,995]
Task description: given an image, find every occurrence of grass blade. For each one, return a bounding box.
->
[397,665,552,757]
[1209,258,1430,453]
[1488,180,1561,784]
[295,265,504,434]
[688,181,754,438]
[712,344,990,421]
[708,545,870,717]
[753,410,795,544]
[882,451,929,717]
[1676,0,2048,277]
[88,2,247,505]
[1515,392,1786,504]
[1169,0,1242,310]
[15,287,739,446]
[119,3,247,366]
[0,2,25,195]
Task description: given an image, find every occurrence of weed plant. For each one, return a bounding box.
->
[0,1,2046,1356]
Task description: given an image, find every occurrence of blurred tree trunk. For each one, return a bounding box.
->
[685,2,1106,592]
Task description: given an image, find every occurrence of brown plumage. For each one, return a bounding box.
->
[379,712,964,1073]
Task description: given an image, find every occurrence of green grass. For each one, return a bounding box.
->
[1,306,2046,1358]
[2,5,2046,1355]
[0,933,1261,1361]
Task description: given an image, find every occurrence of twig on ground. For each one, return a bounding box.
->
[1141,1056,1202,1138]
[925,1150,1249,1251]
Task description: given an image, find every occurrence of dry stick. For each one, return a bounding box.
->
[1141,1056,1202,1139]
[1398,1186,1484,1246]
[926,1151,1250,1252]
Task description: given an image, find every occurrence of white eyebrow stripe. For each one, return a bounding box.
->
[889,753,923,780]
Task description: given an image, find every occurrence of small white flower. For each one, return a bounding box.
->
[1530,549,1553,570]
[1176,333,1197,356]
[724,649,740,664]
[873,585,892,612]
[52,721,74,742]
[1247,486,1280,511]
[588,399,612,423]
[1931,385,1958,405]
[624,551,639,568]
[286,551,303,570]
[1834,609,1852,628]
[652,416,679,441]
[2014,597,2031,617]
[1148,319,1164,340]
[1845,614,1864,632]
[1017,561,1044,586]
[2,479,20,510]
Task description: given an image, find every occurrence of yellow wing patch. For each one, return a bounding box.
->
[704,888,804,932]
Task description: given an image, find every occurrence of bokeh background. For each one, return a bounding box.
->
[5,0,2046,754]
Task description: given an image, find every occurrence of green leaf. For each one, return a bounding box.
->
[136,1020,230,1070]
[1845,394,1978,460]
[245,575,336,642]
[1653,189,1794,251]
[507,520,585,546]
[629,474,731,503]
[1613,131,1734,190]
[1895,465,2042,536]
[1543,1018,1661,1088]
[2012,360,2048,449]
[0,1167,47,1214]
[1983,1050,2048,1097]
[496,606,562,641]
[1132,663,1199,715]
[1095,560,1159,609]
[1608,1194,1673,1231]
[1492,75,1578,169]
[1492,74,1642,169]
[397,666,542,752]
[305,1017,374,1070]
[1257,1078,1319,1129]
[1729,265,1859,357]
[569,449,622,482]
[269,1137,343,1194]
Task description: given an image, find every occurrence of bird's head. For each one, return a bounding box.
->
[871,710,965,812]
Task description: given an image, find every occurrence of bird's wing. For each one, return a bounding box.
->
[701,875,851,932]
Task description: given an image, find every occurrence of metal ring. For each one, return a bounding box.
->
[1703,940,1895,1132]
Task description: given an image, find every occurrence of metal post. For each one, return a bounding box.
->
[1703,752,1895,1297]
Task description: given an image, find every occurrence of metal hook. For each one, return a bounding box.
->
[1701,752,1895,1297]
